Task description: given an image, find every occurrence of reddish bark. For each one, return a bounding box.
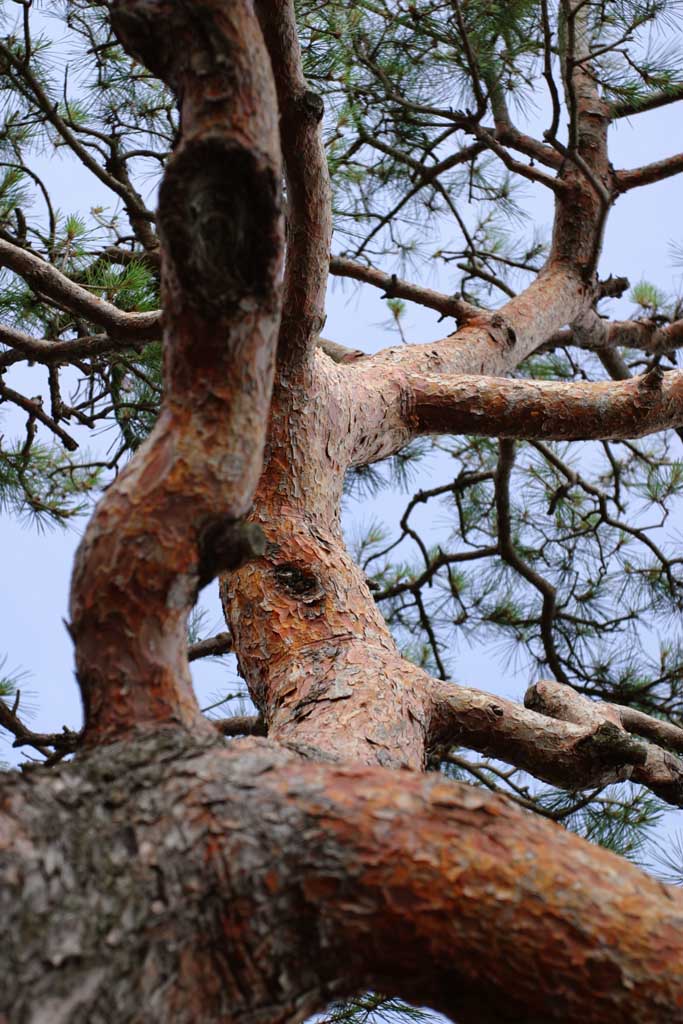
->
[5,1,683,1021]
[2,736,683,1023]
[69,0,284,745]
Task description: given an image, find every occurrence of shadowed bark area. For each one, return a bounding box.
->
[1,734,682,1024]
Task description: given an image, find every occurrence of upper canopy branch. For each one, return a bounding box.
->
[256,0,332,372]
[409,365,683,444]
[330,255,480,324]
[0,238,161,339]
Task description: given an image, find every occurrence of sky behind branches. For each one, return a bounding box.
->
[2,98,683,767]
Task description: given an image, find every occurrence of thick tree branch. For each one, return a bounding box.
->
[69,0,284,746]
[429,676,683,805]
[6,736,682,1022]
[340,265,590,468]
[256,0,331,369]
[430,679,679,806]
[409,366,683,442]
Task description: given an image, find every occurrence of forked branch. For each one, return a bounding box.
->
[429,676,683,806]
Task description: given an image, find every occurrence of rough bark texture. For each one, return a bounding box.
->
[3,733,683,1024]
[69,0,284,746]
[3,1,683,1022]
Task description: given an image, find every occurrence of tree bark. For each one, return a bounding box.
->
[3,733,683,1024]
[3,2,683,1022]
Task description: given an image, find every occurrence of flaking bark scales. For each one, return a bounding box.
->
[3,735,682,1023]
[6,1,683,1020]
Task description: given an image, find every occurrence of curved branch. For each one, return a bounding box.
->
[221,742,683,1022]
[256,0,332,370]
[5,737,683,1021]
[0,239,161,339]
[341,265,590,468]
[69,0,284,746]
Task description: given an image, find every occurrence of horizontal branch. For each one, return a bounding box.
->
[429,678,683,806]
[0,323,149,368]
[340,265,591,468]
[187,632,234,662]
[410,365,683,442]
[616,152,683,192]
[0,321,360,370]
[212,714,265,737]
[330,255,480,323]
[0,240,161,339]
[544,313,683,355]
[610,84,683,119]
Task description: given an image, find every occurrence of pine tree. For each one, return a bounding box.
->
[1,2,683,1021]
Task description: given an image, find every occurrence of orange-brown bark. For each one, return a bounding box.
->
[248,743,683,1024]
[69,0,284,745]
[7,1,680,1021]
[410,366,683,442]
